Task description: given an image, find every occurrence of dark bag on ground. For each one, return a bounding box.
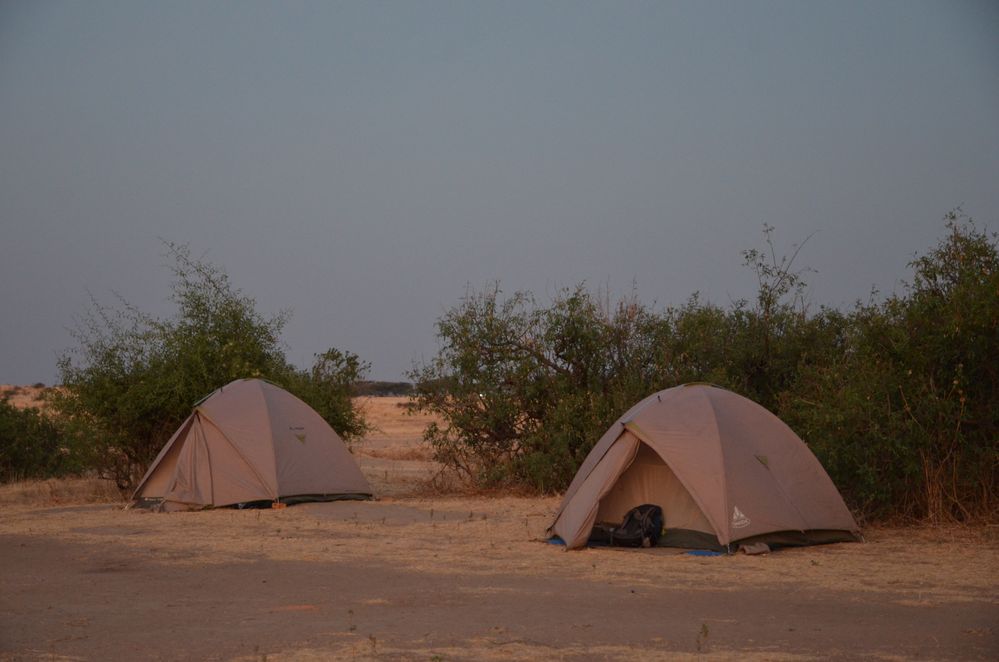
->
[589,504,663,548]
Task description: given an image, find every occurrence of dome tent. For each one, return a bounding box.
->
[549,384,860,551]
[133,379,372,510]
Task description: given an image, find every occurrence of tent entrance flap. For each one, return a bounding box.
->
[551,431,641,549]
[595,442,714,537]
[162,419,214,506]
[134,415,193,499]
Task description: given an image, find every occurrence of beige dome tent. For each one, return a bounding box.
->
[549,384,860,551]
[133,379,372,510]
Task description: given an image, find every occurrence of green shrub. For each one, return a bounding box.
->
[412,216,997,523]
[0,400,79,482]
[55,242,368,490]
[782,212,997,521]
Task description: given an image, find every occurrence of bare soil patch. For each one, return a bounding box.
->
[1,396,996,661]
[351,396,442,497]
[0,384,53,411]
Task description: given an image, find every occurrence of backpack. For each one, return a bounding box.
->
[589,504,664,548]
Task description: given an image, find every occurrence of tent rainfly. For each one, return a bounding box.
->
[132,379,372,510]
[549,384,860,551]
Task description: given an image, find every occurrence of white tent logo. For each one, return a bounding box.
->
[731,506,751,529]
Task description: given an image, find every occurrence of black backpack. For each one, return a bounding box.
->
[589,504,664,548]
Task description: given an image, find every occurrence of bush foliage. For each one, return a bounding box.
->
[0,398,79,482]
[54,243,369,490]
[783,212,998,521]
[412,214,997,521]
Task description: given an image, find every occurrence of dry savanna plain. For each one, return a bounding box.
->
[1,389,997,661]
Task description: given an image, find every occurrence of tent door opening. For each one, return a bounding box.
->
[593,440,719,548]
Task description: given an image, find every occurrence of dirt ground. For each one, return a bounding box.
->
[0,385,54,411]
[1,397,997,660]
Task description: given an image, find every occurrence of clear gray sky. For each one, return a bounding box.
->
[2,1,997,384]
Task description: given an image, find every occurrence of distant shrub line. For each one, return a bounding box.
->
[352,381,415,397]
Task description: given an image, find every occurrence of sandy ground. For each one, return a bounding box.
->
[0,385,53,411]
[1,397,997,661]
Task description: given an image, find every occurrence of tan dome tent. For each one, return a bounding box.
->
[549,384,860,551]
[132,379,372,511]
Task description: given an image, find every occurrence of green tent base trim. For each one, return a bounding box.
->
[131,492,372,511]
[587,527,863,552]
[656,527,862,552]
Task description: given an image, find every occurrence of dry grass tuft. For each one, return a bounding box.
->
[0,477,124,507]
[0,384,57,411]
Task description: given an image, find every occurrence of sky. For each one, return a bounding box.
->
[1,0,997,385]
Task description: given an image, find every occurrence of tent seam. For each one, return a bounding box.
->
[197,412,216,504]
[259,384,282,502]
[701,388,731,547]
[197,408,277,500]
